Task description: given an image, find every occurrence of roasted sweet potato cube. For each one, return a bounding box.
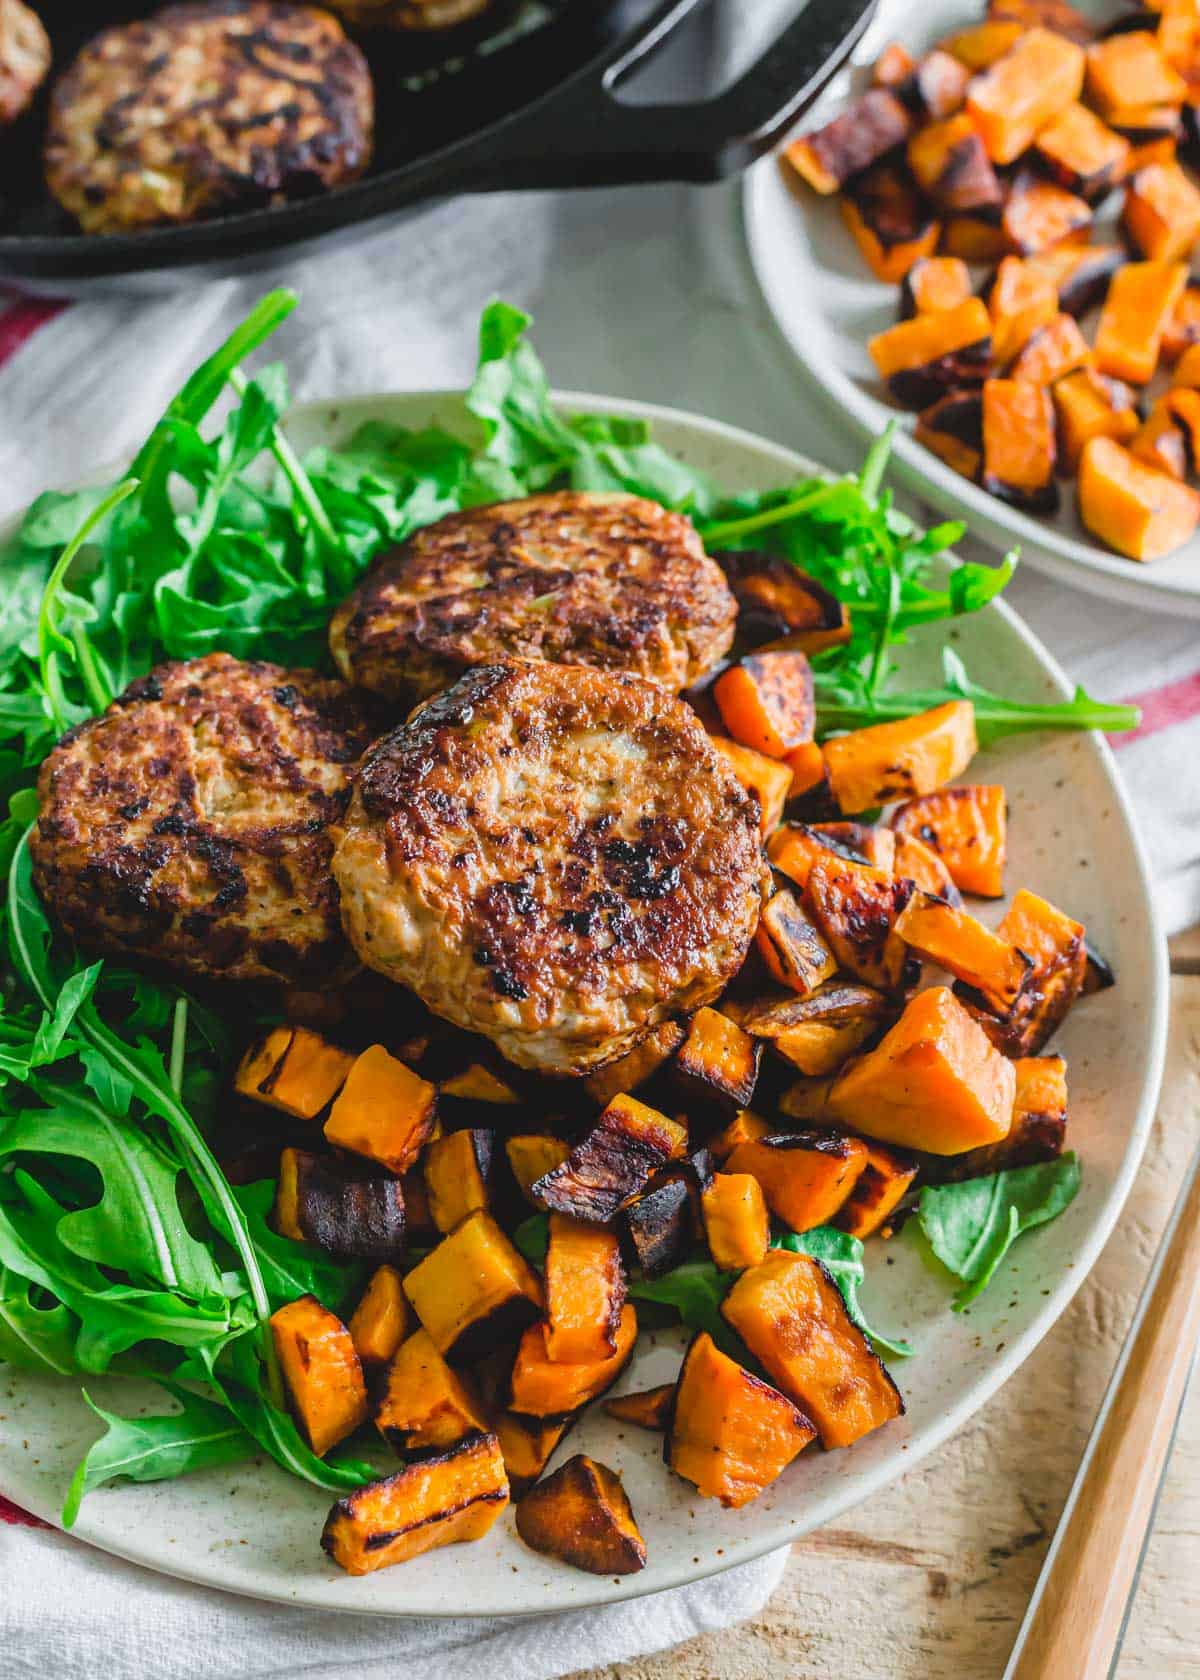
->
[1173,340,1200,387]
[868,298,992,410]
[902,48,972,119]
[710,736,793,836]
[348,1264,412,1371]
[891,830,963,906]
[895,891,1032,1013]
[890,784,1008,899]
[829,985,1016,1156]
[423,1127,494,1235]
[721,1251,903,1448]
[622,1171,695,1277]
[274,1148,406,1262]
[922,1054,1068,1184]
[1145,381,1200,468]
[967,28,1086,164]
[1026,242,1126,316]
[957,888,1088,1056]
[916,390,984,481]
[493,1411,572,1496]
[701,1171,770,1270]
[1086,32,1187,118]
[509,1304,638,1417]
[439,1063,520,1106]
[605,1383,676,1431]
[783,741,833,811]
[768,821,844,892]
[271,1295,368,1458]
[777,1073,840,1125]
[533,1094,686,1224]
[709,1108,772,1163]
[940,214,1010,263]
[1094,261,1188,384]
[908,114,1003,215]
[1083,939,1116,994]
[674,1007,761,1113]
[1124,160,1200,261]
[726,1131,867,1232]
[810,821,897,872]
[1002,167,1093,257]
[1113,105,1180,172]
[713,551,851,655]
[1130,400,1191,479]
[375,1327,489,1451]
[988,257,1059,368]
[1009,315,1091,386]
[545,1215,626,1365]
[941,19,1023,69]
[321,1431,508,1575]
[516,1454,646,1575]
[403,1210,543,1363]
[840,162,941,284]
[666,1332,815,1508]
[755,885,839,997]
[505,1134,571,1206]
[805,856,914,993]
[582,1021,685,1110]
[1162,283,1200,363]
[988,0,1093,43]
[234,1026,354,1120]
[781,89,913,195]
[324,1045,437,1175]
[833,1143,919,1239]
[1078,436,1200,559]
[982,380,1059,515]
[713,650,815,758]
[823,700,978,815]
[1053,368,1139,471]
[771,1017,876,1077]
[1034,102,1130,198]
[729,979,892,1041]
[873,40,915,88]
[900,255,972,320]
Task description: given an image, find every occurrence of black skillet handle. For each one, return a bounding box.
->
[445,0,878,192]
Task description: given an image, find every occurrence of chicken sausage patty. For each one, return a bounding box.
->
[44,0,373,235]
[0,0,50,126]
[332,659,768,1073]
[31,654,382,987]
[328,491,738,703]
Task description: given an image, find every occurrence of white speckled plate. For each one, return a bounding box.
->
[0,390,1167,1615]
[743,0,1200,617]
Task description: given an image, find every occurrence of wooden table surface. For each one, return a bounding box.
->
[575,956,1200,1680]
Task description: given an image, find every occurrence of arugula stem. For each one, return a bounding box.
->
[699,481,843,547]
[227,367,344,556]
[70,624,113,717]
[857,423,895,502]
[814,683,1140,737]
[169,998,188,1100]
[37,481,137,733]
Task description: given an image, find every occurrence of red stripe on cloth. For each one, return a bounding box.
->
[0,1492,49,1529]
[0,296,68,369]
[1111,668,1200,749]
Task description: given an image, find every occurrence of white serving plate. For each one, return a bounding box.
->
[0,389,1167,1616]
[743,0,1200,617]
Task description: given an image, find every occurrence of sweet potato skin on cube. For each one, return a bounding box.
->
[916,390,984,481]
[509,1304,638,1417]
[907,113,1003,214]
[515,1454,646,1574]
[321,1431,509,1575]
[271,1295,368,1459]
[1008,315,1091,388]
[755,885,839,997]
[235,1026,353,1120]
[673,1006,761,1114]
[581,1021,685,1110]
[605,1384,676,1431]
[829,985,1017,1156]
[545,1215,626,1365]
[783,89,912,195]
[714,650,815,759]
[868,299,992,410]
[324,1045,437,1175]
[840,162,941,284]
[623,1171,695,1277]
[375,1327,489,1452]
[833,1143,919,1239]
[713,551,851,656]
[506,1135,572,1206]
[1027,242,1126,318]
[891,831,963,906]
[1001,171,1092,258]
[1033,101,1130,199]
[493,1411,572,1496]
[967,28,1086,164]
[721,1251,903,1449]
[823,701,977,815]
[701,1171,771,1270]
[532,1094,687,1224]
[273,1147,406,1262]
[891,784,1007,900]
[424,1127,493,1235]
[403,1210,543,1364]
[666,1332,816,1508]
[900,255,972,319]
[804,855,915,993]
[726,1131,868,1233]
[956,888,1088,1056]
[1078,435,1200,560]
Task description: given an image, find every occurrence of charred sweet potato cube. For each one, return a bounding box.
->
[721,1251,903,1448]
[1034,102,1130,198]
[916,390,984,481]
[493,1411,572,1496]
[903,49,972,119]
[873,40,915,87]
[439,1063,521,1107]
[1094,260,1188,383]
[755,885,839,997]
[544,1215,626,1365]
[1086,31,1187,118]
[622,1172,694,1277]
[235,1026,354,1120]
[348,1264,412,1371]
[833,1143,919,1239]
[982,380,1059,515]
[810,822,897,872]
[1083,938,1116,994]
[423,1128,494,1234]
[271,1295,368,1458]
[777,1074,840,1125]
[957,888,1088,1056]
[783,741,832,809]
[582,1021,685,1110]
[1008,315,1091,390]
[713,551,851,655]
[1027,242,1126,316]
[1078,435,1200,559]
[710,736,793,836]
[895,891,1033,1013]
[771,1017,876,1077]
[321,1431,508,1575]
[1053,368,1139,471]
[941,19,1023,69]
[967,28,1086,164]
[768,821,847,891]
[701,1171,770,1269]
[1162,283,1200,363]
[324,1045,437,1175]
[532,1094,686,1224]
[805,856,914,993]
[1113,106,1180,172]
[830,985,1016,1156]
[988,0,1093,43]
[890,784,1008,899]
[781,89,913,195]
[274,1148,406,1262]
[402,1168,435,1241]
[403,1210,543,1363]
[666,1332,815,1508]
[375,1327,489,1452]
[708,1108,772,1163]
[505,1134,571,1206]
[988,257,1059,368]
[1124,160,1200,261]
[674,1007,761,1114]
[1003,172,1093,258]
[840,162,941,284]
[907,114,1003,219]
[940,214,1010,263]
[900,255,972,320]
[922,1054,1068,1184]
[868,298,992,410]
[823,700,978,815]
[726,1130,867,1231]
[516,1454,646,1575]
[509,1304,638,1417]
[729,979,893,1041]
[891,830,963,906]
[1173,340,1200,386]
[713,650,815,758]
[1130,399,1191,478]
[605,1383,676,1431]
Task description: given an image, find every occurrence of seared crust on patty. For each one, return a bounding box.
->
[44,0,373,235]
[332,660,768,1074]
[323,0,492,29]
[328,491,738,703]
[31,654,382,986]
[0,0,50,127]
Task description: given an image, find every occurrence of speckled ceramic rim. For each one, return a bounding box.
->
[0,390,1169,1615]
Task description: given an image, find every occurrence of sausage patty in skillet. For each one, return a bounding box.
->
[31,653,382,986]
[332,659,769,1074]
[328,491,738,703]
[0,0,50,126]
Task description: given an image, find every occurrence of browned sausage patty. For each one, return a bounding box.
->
[328,492,738,703]
[332,660,768,1074]
[44,0,373,234]
[31,654,382,986]
[323,0,491,28]
[0,0,50,126]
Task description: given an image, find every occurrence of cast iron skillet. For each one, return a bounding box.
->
[0,0,876,285]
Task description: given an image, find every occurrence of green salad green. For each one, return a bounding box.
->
[0,288,1107,1522]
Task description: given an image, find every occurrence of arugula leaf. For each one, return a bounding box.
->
[62,1383,254,1528]
[627,1259,746,1360]
[917,1154,1081,1307]
[0,1262,78,1375]
[230,1181,364,1314]
[774,1228,912,1357]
